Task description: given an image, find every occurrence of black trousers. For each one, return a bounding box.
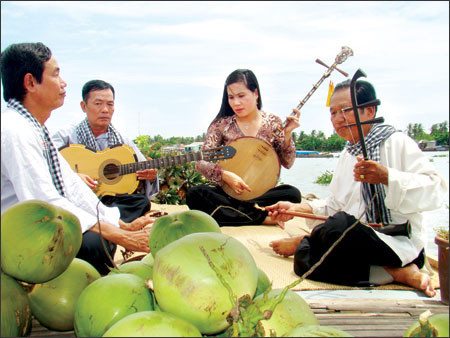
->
[294,211,425,286]
[101,192,150,222]
[186,184,301,226]
[76,231,117,275]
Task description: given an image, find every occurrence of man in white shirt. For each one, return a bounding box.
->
[52,79,159,222]
[266,79,447,297]
[1,42,154,275]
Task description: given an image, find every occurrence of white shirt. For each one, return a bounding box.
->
[51,123,159,199]
[307,132,447,265]
[1,108,121,233]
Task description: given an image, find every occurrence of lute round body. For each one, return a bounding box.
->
[218,137,280,201]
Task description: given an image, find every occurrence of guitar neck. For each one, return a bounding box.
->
[120,151,203,175]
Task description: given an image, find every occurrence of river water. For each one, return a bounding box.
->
[279,151,449,258]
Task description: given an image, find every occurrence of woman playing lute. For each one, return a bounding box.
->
[186,69,301,226]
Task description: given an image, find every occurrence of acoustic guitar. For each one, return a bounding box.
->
[219,46,353,201]
[59,143,236,197]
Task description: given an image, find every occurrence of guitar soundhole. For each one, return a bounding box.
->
[103,164,120,180]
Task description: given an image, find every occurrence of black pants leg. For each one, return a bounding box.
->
[186,184,301,226]
[76,231,117,276]
[293,211,424,286]
[101,192,150,222]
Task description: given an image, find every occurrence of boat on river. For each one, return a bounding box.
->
[296,150,334,158]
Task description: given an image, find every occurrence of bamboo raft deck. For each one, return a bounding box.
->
[30,296,449,337]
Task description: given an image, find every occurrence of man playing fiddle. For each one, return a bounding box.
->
[266,79,447,297]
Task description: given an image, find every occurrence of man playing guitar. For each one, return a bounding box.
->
[52,79,159,222]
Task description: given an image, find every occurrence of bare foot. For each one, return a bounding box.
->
[384,264,436,297]
[269,236,304,257]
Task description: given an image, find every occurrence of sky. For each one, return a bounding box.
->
[1,1,449,141]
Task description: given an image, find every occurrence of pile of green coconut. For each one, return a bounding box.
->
[1,200,448,337]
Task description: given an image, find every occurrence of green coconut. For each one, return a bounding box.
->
[1,199,82,283]
[404,311,449,337]
[152,232,258,335]
[254,267,271,298]
[1,272,32,337]
[103,311,202,337]
[141,252,154,266]
[27,258,101,331]
[248,288,319,337]
[74,273,154,337]
[148,209,221,258]
[109,260,154,281]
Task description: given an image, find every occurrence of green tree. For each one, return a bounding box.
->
[430,121,449,146]
[407,123,428,141]
[324,131,346,151]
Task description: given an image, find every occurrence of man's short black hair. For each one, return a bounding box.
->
[82,80,115,102]
[1,42,52,102]
[333,79,378,112]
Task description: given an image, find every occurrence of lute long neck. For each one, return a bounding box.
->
[120,152,204,176]
[270,46,353,142]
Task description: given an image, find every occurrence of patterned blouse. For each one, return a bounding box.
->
[196,111,296,186]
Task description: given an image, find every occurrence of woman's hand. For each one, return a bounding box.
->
[222,170,252,195]
[284,108,301,142]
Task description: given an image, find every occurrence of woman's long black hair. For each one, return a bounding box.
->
[211,69,263,125]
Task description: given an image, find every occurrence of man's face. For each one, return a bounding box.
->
[35,56,67,111]
[329,87,375,144]
[81,88,114,132]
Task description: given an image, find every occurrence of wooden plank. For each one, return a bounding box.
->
[318,317,414,325]
[307,298,448,315]
[29,299,449,338]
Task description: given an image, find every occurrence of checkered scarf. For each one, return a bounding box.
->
[7,98,66,197]
[75,118,123,151]
[345,124,398,224]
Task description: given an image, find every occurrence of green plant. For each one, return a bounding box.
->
[435,227,449,241]
[134,138,211,205]
[152,162,210,205]
[315,170,333,185]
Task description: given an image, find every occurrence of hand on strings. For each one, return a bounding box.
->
[284,108,301,135]
[136,167,157,182]
[354,156,388,185]
[78,173,97,190]
[222,170,252,195]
